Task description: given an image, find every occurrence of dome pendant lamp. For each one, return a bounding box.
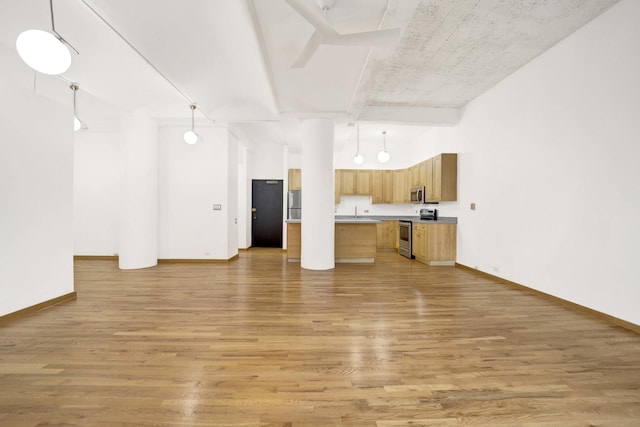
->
[16,0,78,75]
[183,104,199,144]
[377,130,390,163]
[353,123,364,165]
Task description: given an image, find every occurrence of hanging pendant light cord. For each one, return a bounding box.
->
[356,123,360,154]
[71,83,78,115]
[190,104,196,131]
[383,131,387,151]
[49,0,79,54]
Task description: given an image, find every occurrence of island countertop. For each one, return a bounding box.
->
[286,221,378,263]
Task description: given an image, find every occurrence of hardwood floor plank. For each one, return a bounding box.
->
[0,249,638,426]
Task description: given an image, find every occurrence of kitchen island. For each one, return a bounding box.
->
[286,218,381,263]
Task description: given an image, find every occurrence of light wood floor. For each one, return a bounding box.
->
[1,249,639,426]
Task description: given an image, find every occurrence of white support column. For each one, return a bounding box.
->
[118,110,158,270]
[301,118,335,270]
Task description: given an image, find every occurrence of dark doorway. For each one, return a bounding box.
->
[251,179,283,248]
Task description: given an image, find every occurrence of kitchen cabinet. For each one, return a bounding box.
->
[412,223,426,259]
[412,222,457,266]
[425,153,457,202]
[392,169,409,204]
[409,161,428,188]
[376,220,397,249]
[334,169,341,203]
[338,169,357,196]
[371,170,393,204]
[287,222,377,263]
[288,169,301,190]
[356,170,373,195]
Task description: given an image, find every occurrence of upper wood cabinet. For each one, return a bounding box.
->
[425,153,457,202]
[339,169,357,195]
[392,169,409,204]
[409,161,428,188]
[334,169,374,199]
[334,169,341,203]
[325,152,457,204]
[382,170,393,203]
[372,170,393,204]
[356,170,373,195]
[288,169,301,190]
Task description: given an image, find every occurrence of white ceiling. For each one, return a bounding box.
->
[0,0,620,153]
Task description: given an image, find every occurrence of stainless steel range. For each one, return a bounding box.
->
[398,220,412,259]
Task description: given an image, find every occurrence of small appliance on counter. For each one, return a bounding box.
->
[419,208,438,221]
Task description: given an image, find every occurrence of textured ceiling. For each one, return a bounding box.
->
[0,0,622,150]
[350,0,621,123]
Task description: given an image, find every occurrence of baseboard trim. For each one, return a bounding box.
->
[0,292,77,324]
[74,255,118,260]
[455,263,639,334]
[158,254,239,263]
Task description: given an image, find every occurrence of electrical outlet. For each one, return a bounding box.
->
[213,204,222,210]
[470,202,476,210]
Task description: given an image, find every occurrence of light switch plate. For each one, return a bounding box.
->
[213,204,222,210]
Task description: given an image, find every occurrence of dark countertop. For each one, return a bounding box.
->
[286,218,382,224]
[334,215,457,224]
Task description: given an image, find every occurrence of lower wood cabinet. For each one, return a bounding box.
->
[376,220,397,250]
[412,223,456,266]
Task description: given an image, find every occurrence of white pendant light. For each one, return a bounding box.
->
[353,123,364,165]
[377,130,390,163]
[16,0,77,76]
[183,104,199,144]
[70,83,85,131]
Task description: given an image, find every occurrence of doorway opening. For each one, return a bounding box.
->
[251,179,283,248]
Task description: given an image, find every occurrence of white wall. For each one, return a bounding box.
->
[247,141,288,248]
[0,81,74,316]
[411,0,640,325]
[249,141,286,179]
[73,131,120,255]
[237,144,250,249]
[158,125,237,260]
[226,132,239,256]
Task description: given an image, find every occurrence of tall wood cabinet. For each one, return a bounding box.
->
[288,169,301,190]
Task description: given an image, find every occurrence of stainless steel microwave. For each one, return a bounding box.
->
[410,186,425,204]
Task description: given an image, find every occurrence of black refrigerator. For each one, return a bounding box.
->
[288,190,301,219]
